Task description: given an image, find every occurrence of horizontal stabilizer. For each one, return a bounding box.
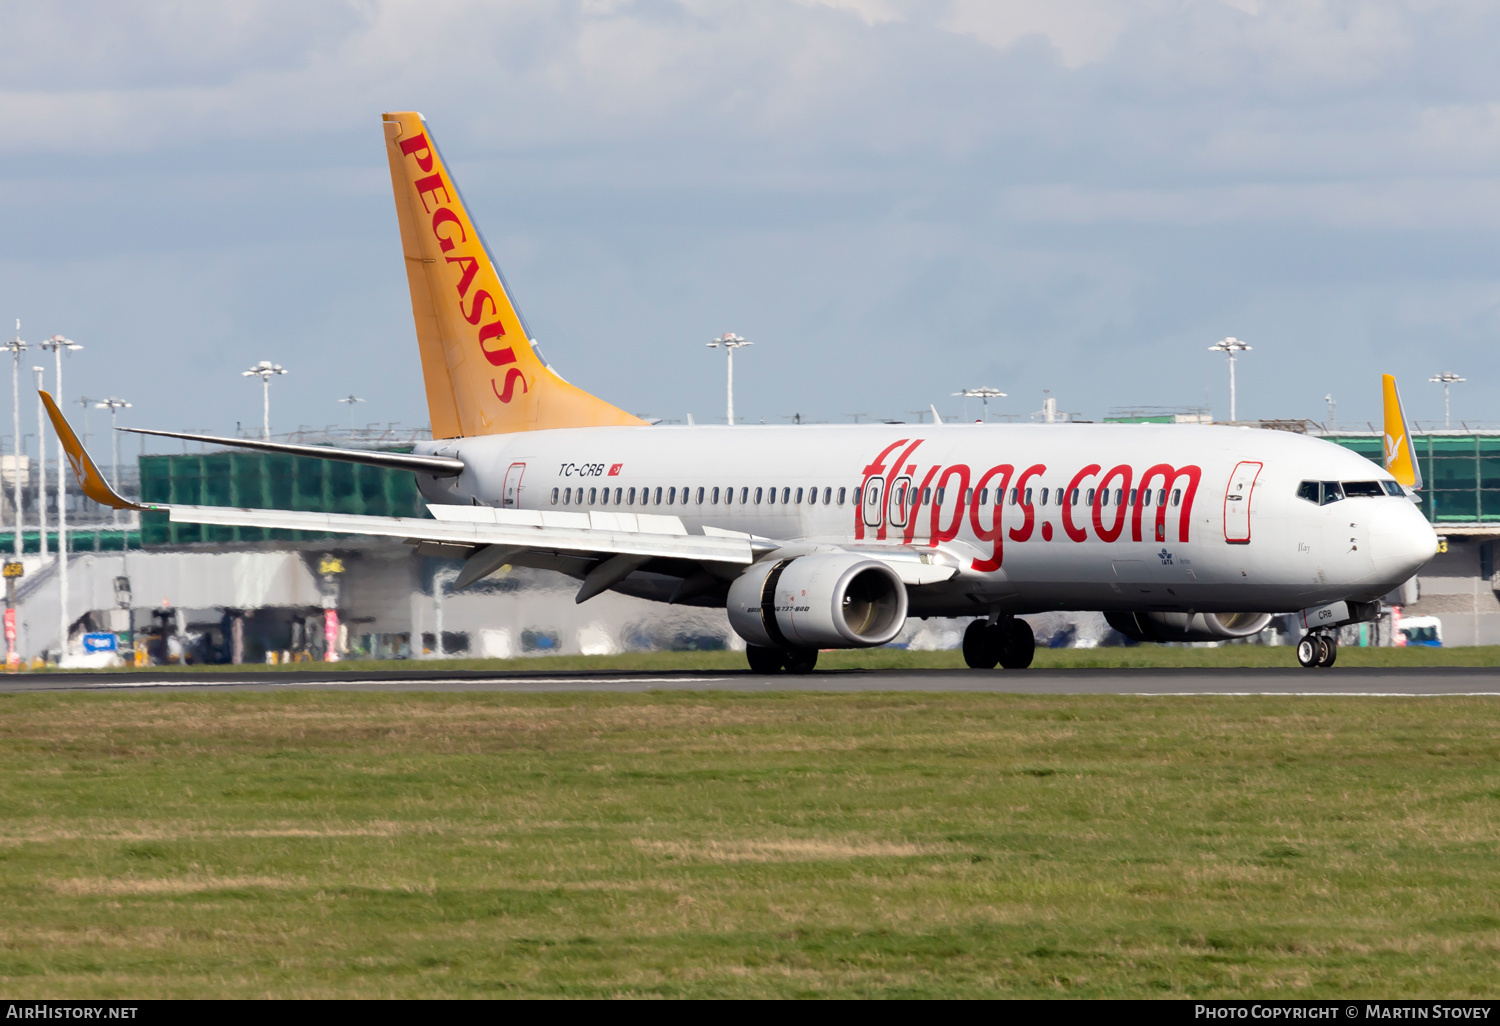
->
[119,427,465,476]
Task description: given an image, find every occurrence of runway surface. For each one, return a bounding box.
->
[2,665,1498,696]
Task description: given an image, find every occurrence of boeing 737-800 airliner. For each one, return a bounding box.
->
[43,111,1439,672]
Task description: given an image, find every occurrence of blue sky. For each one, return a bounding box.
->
[1,0,1497,444]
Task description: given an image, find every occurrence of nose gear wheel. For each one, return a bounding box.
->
[1297,631,1338,668]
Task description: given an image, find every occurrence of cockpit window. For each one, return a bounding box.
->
[1297,481,1348,505]
[1382,481,1405,497]
[1342,481,1383,498]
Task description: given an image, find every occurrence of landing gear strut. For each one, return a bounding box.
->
[963,617,1036,670]
[1296,630,1338,669]
[745,644,819,675]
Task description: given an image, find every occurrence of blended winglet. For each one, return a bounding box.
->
[39,390,151,511]
[1381,374,1422,490]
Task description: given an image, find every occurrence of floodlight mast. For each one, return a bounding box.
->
[337,394,365,434]
[242,361,287,440]
[39,334,81,663]
[952,387,1007,423]
[2,323,26,558]
[96,398,131,525]
[705,333,751,426]
[32,367,45,560]
[1207,337,1251,422]
[1429,372,1465,429]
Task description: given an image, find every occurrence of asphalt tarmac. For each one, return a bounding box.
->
[2,665,1497,696]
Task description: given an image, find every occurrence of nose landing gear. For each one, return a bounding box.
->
[962,617,1037,670]
[1296,630,1338,668]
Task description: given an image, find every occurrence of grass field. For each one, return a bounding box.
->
[3,690,1500,997]
[32,643,1500,676]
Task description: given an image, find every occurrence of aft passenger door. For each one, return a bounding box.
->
[1223,461,1262,544]
[502,462,526,508]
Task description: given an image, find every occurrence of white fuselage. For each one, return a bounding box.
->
[413,423,1437,617]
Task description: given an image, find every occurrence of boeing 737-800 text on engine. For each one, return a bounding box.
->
[44,111,1439,672]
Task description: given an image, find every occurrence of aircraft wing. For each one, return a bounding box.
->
[162,502,759,566]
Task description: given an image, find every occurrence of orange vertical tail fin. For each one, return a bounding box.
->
[1381,374,1422,489]
[382,112,644,437]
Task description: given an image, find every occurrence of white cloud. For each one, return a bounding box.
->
[940,0,1140,68]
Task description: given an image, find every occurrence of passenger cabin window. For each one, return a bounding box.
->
[1343,481,1384,498]
[627,487,637,505]
[1039,488,1049,506]
[837,487,846,505]
[755,487,764,504]
[551,487,559,505]
[796,487,804,503]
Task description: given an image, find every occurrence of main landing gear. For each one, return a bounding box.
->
[746,645,819,675]
[1296,630,1338,669]
[962,617,1036,670]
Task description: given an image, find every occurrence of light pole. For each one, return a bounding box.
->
[952,387,1007,423]
[1429,372,1465,429]
[40,334,81,663]
[74,397,97,450]
[337,394,365,434]
[705,333,751,425]
[32,368,46,560]
[1208,337,1252,422]
[95,398,131,525]
[242,361,287,440]
[1324,393,1336,430]
[2,323,26,558]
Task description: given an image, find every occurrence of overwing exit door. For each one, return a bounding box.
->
[502,462,526,508]
[1223,461,1262,544]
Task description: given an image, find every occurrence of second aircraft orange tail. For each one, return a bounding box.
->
[382,112,644,438]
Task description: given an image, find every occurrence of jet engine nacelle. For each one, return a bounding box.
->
[727,553,908,650]
[1105,610,1274,644]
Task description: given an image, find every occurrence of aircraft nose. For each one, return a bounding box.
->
[1369,498,1439,586]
